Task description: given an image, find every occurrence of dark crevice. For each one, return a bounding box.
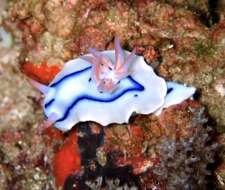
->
[63,123,140,190]
[199,0,219,27]
[208,0,220,24]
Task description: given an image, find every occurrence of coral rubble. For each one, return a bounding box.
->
[0,0,224,189]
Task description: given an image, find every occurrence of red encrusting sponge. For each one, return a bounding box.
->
[53,131,81,187]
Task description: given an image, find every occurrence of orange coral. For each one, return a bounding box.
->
[44,128,62,140]
[43,128,63,146]
[21,61,61,84]
[53,131,81,187]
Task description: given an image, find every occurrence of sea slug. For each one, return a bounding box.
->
[30,37,195,132]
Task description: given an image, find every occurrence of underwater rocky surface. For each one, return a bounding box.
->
[0,0,225,189]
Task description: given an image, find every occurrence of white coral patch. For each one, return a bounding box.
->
[214,80,225,97]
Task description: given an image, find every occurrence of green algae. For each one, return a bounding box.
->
[193,40,216,58]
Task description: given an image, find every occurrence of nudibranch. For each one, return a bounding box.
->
[30,37,195,132]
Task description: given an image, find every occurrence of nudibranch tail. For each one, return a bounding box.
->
[28,78,49,94]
